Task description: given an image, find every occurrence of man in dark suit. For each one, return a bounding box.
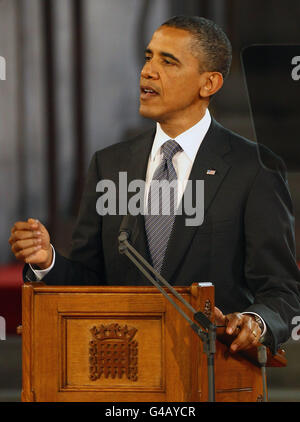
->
[9,16,300,354]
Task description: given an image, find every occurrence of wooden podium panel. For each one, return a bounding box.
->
[21,283,286,402]
[22,283,210,402]
[64,316,163,390]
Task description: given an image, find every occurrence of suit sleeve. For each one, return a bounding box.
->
[243,162,300,353]
[37,153,105,285]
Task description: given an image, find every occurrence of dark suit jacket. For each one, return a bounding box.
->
[26,118,300,353]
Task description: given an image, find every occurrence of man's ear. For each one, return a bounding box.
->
[199,72,223,98]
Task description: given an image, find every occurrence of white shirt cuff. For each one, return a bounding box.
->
[241,311,267,338]
[29,244,55,281]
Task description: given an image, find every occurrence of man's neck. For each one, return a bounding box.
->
[158,107,207,139]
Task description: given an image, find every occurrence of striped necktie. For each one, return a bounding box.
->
[145,139,182,273]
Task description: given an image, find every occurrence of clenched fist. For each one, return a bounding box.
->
[9,218,53,270]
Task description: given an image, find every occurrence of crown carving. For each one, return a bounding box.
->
[90,323,137,342]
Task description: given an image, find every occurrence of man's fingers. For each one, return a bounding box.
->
[222,313,262,352]
[11,238,42,253]
[9,230,41,243]
[214,306,226,325]
[11,219,39,234]
[9,218,51,267]
[27,218,39,226]
[14,245,42,261]
[231,330,260,351]
[230,317,261,352]
[10,218,42,246]
[226,313,243,335]
[231,327,252,351]
[11,222,32,233]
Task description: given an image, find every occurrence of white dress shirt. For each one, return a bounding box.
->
[145,108,211,208]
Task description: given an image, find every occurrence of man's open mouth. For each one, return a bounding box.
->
[140,86,159,98]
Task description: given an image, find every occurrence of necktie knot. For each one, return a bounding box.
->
[161,140,182,162]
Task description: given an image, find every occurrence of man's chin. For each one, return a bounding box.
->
[139,105,161,121]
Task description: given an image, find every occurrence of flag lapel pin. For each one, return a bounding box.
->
[206,169,216,175]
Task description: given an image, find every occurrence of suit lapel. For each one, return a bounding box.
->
[161,119,232,282]
[125,129,154,261]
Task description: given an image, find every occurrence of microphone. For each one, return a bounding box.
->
[118,214,217,402]
[119,214,138,244]
[119,214,212,328]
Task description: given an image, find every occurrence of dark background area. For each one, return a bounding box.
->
[0,0,300,402]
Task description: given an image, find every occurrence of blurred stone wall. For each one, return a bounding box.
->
[0,0,300,260]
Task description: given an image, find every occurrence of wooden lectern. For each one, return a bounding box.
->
[20,282,286,402]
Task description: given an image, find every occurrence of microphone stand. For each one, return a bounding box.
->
[257,345,268,402]
[118,230,216,402]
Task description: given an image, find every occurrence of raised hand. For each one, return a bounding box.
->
[9,218,53,269]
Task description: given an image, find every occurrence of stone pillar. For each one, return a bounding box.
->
[0,0,21,263]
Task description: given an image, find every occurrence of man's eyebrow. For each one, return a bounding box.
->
[144,48,181,64]
[160,51,181,63]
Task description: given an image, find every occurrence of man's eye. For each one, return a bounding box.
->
[144,56,151,61]
[163,59,174,65]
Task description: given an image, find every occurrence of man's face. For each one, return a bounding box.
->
[139,26,205,124]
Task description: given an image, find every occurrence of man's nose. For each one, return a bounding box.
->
[140,61,159,79]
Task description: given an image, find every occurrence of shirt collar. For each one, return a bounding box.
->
[151,109,211,162]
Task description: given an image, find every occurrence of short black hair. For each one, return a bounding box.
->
[161,15,232,80]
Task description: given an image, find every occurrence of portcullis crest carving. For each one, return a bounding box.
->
[89,323,138,381]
